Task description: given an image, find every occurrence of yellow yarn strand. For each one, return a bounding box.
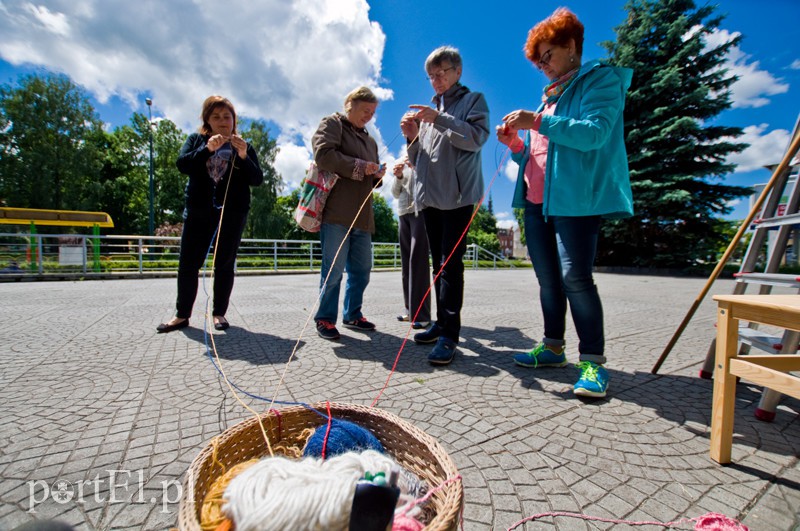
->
[204,151,275,455]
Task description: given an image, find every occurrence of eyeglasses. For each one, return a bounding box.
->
[427,66,454,82]
[537,48,554,68]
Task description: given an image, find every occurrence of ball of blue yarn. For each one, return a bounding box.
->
[303,419,384,458]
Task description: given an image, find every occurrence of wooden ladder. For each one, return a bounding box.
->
[699,131,800,421]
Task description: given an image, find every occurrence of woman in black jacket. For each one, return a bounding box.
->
[157,95,263,333]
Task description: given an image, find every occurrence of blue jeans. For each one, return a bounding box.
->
[524,202,606,364]
[314,223,372,323]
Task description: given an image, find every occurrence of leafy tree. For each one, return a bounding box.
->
[373,193,398,243]
[90,113,185,235]
[467,205,501,254]
[240,119,282,239]
[275,190,318,241]
[0,73,104,215]
[90,125,148,234]
[601,0,751,268]
[513,207,526,245]
[150,117,187,226]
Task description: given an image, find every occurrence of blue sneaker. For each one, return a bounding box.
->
[513,343,568,368]
[428,337,457,365]
[574,361,609,398]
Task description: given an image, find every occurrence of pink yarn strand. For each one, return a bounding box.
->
[507,511,748,530]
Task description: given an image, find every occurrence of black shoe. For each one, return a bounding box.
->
[428,337,458,365]
[414,323,442,344]
[316,320,341,340]
[214,316,230,331]
[156,319,189,333]
[342,317,376,331]
[411,321,430,330]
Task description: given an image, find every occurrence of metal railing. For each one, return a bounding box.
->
[0,232,519,279]
[465,243,517,269]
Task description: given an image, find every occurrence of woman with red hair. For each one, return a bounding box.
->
[497,8,633,398]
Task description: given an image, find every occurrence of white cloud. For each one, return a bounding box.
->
[0,0,391,190]
[727,124,791,173]
[27,4,70,36]
[495,211,517,230]
[790,59,800,70]
[502,158,518,182]
[705,29,789,109]
[273,141,312,191]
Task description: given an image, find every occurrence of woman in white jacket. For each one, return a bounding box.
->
[391,158,431,329]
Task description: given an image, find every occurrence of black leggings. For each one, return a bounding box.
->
[175,211,248,318]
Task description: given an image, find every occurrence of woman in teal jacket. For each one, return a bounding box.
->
[497,7,633,398]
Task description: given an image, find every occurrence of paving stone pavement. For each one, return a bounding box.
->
[1,270,798,530]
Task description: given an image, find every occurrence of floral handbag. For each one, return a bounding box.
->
[294,163,339,232]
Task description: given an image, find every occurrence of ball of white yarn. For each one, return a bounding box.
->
[223,450,407,531]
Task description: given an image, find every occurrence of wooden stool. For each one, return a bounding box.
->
[710,294,800,464]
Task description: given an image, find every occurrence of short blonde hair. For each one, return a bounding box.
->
[344,86,378,112]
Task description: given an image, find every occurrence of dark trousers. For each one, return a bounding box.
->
[176,211,248,318]
[422,205,474,342]
[399,211,431,323]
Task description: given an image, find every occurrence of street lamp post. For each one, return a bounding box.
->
[146,98,155,236]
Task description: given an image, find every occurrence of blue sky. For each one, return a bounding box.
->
[1,0,798,227]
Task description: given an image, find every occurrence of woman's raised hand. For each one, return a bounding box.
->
[207,134,229,152]
[502,109,539,130]
[496,123,518,147]
[230,135,248,158]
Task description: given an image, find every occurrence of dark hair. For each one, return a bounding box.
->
[524,7,584,64]
[199,95,237,135]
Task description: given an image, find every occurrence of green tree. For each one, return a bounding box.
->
[89,113,185,235]
[467,205,501,254]
[513,208,526,245]
[601,0,751,268]
[373,193,398,243]
[150,117,187,227]
[90,126,147,234]
[240,119,282,239]
[275,190,318,241]
[0,73,104,214]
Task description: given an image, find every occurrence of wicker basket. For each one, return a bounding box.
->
[177,402,462,530]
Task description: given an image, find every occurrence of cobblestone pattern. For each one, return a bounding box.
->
[0,271,798,530]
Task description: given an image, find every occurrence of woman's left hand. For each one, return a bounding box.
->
[364,161,386,178]
[502,110,539,130]
[230,135,248,158]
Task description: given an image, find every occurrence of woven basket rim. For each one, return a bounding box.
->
[177,402,462,531]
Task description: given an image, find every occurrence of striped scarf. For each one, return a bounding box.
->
[542,67,580,104]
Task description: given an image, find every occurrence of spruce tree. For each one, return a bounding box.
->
[601,0,751,268]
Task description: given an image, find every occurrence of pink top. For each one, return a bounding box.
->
[510,102,555,205]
